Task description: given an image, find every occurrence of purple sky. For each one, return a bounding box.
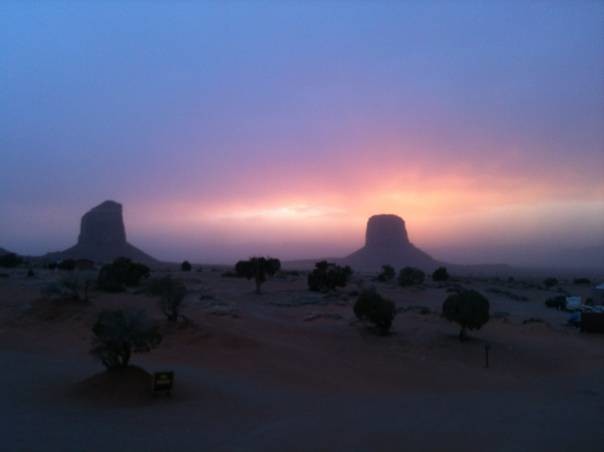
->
[1,1,603,267]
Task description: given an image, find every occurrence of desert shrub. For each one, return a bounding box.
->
[573,278,591,285]
[432,266,450,282]
[155,276,187,321]
[377,265,395,282]
[543,277,558,288]
[0,253,23,268]
[181,260,192,272]
[307,261,352,292]
[57,259,76,271]
[91,309,161,369]
[353,288,396,335]
[97,257,150,292]
[545,295,566,310]
[42,272,94,302]
[62,273,94,301]
[235,257,281,294]
[398,267,425,287]
[442,290,490,341]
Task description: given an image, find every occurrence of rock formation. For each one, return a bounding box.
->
[46,200,157,265]
[343,214,438,271]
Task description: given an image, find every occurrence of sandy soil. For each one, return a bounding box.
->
[0,268,603,451]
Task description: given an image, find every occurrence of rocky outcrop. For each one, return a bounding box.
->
[45,200,157,265]
[343,214,438,271]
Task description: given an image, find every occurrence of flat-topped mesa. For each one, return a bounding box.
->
[343,214,439,272]
[365,214,409,249]
[45,200,157,265]
[78,200,127,247]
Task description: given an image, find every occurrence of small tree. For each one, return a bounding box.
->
[97,257,150,292]
[353,288,396,335]
[432,266,449,282]
[307,261,352,292]
[0,253,23,268]
[91,309,161,369]
[377,265,395,282]
[543,277,558,288]
[442,290,490,341]
[398,267,425,287]
[156,276,187,321]
[235,257,281,294]
[181,260,192,272]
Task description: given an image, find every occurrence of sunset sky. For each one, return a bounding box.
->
[1,1,603,266]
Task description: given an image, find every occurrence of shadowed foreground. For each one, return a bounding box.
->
[1,269,603,451]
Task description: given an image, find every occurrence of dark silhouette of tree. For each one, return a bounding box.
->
[377,265,395,282]
[91,309,161,369]
[442,290,490,341]
[181,260,192,272]
[354,287,396,335]
[398,266,425,287]
[97,257,150,292]
[432,266,449,282]
[307,261,352,292]
[235,257,281,294]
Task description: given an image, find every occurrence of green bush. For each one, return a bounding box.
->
[353,288,396,335]
[90,309,161,369]
[307,261,352,292]
[543,277,558,288]
[442,290,490,341]
[545,295,566,310]
[97,257,150,292]
[181,260,192,272]
[432,266,449,282]
[0,253,23,268]
[235,257,281,294]
[398,267,425,287]
[377,265,395,282]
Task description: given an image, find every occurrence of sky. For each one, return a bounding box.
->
[1,1,603,267]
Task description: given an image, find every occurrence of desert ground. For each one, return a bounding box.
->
[1,266,603,452]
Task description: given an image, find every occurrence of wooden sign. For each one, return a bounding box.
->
[152,371,174,395]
